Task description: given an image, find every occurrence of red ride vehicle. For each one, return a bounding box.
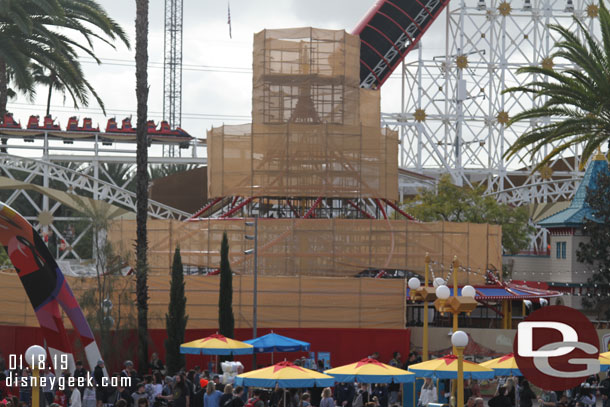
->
[43,115,60,130]
[146,120,158,134]
[27,115,40,129]
[0,113,21,129]
[67,117,99,132]
[105,117,136,133]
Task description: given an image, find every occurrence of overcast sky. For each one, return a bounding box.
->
[6,0,448,142]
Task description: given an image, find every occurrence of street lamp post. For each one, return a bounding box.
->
[451,331,469,407]
[433,256,477,354]
[245,217,259,369]
[25,345,46,407]
[408,253,437,361]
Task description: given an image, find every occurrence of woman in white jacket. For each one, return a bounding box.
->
[418,378,437,407]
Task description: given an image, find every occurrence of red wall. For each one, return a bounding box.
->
[0,326,410,372]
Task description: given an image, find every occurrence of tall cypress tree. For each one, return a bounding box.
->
[219,232,235,338]
[165,246,188,374]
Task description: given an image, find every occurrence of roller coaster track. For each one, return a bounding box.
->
[0,154,191,220]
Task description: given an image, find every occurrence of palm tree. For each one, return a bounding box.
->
[503,0,610,170]
[31,64,66,116]
[135,0,150,375]
[0,0,129,115]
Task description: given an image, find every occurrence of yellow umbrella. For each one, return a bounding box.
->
[235,361,335,388]
[325,358,415,383]
[180,333,254,355]
[480,353,521,376]
[408,354,495,379]
[600,353,610,371]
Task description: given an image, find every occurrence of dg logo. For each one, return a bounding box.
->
[514,305,600,390]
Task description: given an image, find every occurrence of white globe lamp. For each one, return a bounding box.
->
[436,285,451,300]
[462,285,476,298]
[433,277,445,288]
[451,331,469,348]
[408,277,421,290]
[25,345,46,368]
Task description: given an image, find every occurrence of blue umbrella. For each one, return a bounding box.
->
[244,332,311,353]
[245,332,310,364]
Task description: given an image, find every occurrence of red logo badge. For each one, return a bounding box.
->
[514,305,599,390]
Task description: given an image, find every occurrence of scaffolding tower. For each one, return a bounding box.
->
[163,0,184,156]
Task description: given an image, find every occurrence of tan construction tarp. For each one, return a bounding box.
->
[109,219,501,285]
[0,272,406,329]
[207,27,398,200]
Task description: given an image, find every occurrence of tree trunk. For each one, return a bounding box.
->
[0,58,8,117]
[0,58,8,153]
[46,81,54,117]
[135,0,150,375]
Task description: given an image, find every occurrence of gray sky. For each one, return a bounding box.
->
[7,0,448,141]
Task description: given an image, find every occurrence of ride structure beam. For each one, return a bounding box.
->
[353,0,450,89]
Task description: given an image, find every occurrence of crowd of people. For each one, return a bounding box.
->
[415,372,610,407]
[1,351,609,407]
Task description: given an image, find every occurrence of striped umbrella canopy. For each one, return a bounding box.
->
[235,361,335,388]
[244,333,311,353]
[324,358,415,383]
[180,333,254,355]
[480,353,521,376]
[408,354,496,380]
[600,354,610,372]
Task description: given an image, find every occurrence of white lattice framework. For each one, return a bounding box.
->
[0,134,205,261]
[384,0,600,208]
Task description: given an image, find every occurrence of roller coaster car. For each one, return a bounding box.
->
[0,113,21,129]
[146,120,157,134]
[156,121,192,138]
[27,115,40,129]
[67,117,99,132]
[43,115,60,130]
[105,117,135,133]
[120,117,136,133]
[175,127,192,138]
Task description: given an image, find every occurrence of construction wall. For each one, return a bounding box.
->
[109,219,501,284]
[0,272,405,329]
[207,27,398,200]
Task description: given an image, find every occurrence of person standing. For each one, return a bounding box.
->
[320,388,334,407]
[19,368,32,407]
[204,382,222,407]
[518,380,535,407]
[73,361,88,401]
[93,361,105,407]
[417,378,437,407]
[388,352,401,407]
[43,368,55,407]
[69,385,82,407]
[132,383,149,405]
[219,385,234,407]
[121,362,138,393]
[149,354,164,375]
[232,387,245,407]
[82,385,96,407]
[157,373,188,407]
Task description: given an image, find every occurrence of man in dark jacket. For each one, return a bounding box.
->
[336,383,356,407]
[74,361,88,401]
[93,360,106,407]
